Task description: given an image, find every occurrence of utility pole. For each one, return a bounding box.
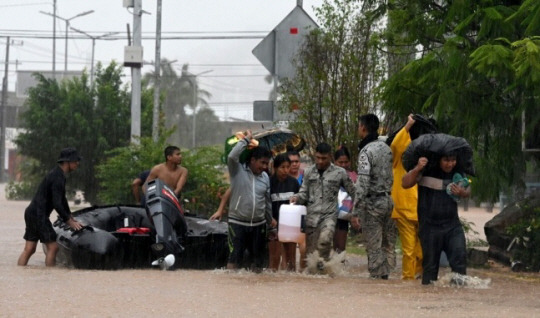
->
[152,0,162,142]
[131,0,142,144]
[0,37,10,182]
[53,0,56,78]
[191,77,197,148]
[188,70,212,148]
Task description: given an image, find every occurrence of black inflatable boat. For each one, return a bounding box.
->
[53,179,229,270]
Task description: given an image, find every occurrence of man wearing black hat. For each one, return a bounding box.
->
[17,147,84,267]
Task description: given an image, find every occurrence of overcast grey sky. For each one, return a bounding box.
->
[0,0,324,120]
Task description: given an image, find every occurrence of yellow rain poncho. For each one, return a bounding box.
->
[390,127,423,279]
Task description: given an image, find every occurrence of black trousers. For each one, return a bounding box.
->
[227,223,267,269]
[419,222,467,285]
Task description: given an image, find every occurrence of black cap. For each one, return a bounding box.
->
[57,147,82,163]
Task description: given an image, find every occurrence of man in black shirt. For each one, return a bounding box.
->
[17,147,84,267]
[402,154,470,285]
[131,170,150,206]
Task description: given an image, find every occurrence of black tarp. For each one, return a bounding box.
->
[386,114,438,146]
[402,133,475,176]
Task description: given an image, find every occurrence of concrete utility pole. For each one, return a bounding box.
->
[188,70,212,148]
[152,0,162,142]
[191,77,197,148]
[53,0,56,78]
[131,0,142,144]
[0,37,10,182]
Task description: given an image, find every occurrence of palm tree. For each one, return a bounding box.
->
[143,60,212,148]
[178,64,212,111]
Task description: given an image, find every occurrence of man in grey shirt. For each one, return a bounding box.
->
[226,129,275,272]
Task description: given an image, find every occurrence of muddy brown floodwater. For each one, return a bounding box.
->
[1,188,539,318]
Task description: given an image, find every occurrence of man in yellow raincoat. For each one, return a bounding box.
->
[390,115,423,280]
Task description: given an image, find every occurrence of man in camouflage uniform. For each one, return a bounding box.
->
[291,142,356,268]
[351,114,397,279]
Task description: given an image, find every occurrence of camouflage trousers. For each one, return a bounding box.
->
[305,216,336,261]
[360,197,397,277]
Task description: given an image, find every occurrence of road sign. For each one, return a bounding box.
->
[252,6,318,80]
[253,101,274,121]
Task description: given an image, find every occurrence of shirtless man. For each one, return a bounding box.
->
[146,146,188,198]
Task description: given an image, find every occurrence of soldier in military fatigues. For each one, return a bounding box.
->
[291,143,356,267]
[351,114,397,279]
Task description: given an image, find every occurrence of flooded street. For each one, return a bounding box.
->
[1,186,539,318]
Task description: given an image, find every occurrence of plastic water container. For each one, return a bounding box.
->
[278,204,306,243]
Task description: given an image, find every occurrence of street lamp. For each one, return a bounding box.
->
[39,9,94,74]
[69,27,118,85]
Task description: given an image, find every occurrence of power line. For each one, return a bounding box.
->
[0,2,50,8]
[159,74,268,78]
[0,29,267,35]
[190,63,262,67]
[207,102,254,105]
[0,30,266,41]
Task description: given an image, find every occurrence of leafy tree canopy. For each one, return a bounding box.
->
[96,135,228,217]
[15,62,150,204]
[379,0,540,202]
[279,0,386,161]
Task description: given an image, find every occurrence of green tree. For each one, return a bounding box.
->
[15,62,149,204]
[96,135,169,204]
[279,0,386,160]
[379,0,540,202]
[96,135,228,217]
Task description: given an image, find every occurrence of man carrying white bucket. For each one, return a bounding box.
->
[290,142,356,272]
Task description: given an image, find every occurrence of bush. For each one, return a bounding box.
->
[460,217,488,247]
[5,157,44,200]
[507,205,540,271]
[96,136,227,217]
[96,137,164,205]
[181,146,228,217]
[5,181,35,200]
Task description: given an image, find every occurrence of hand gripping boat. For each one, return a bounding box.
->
[52,179,228,270]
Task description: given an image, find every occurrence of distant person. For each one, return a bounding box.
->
[18,147,84,267]
[287,150,304,186]
[402,153,470,285]
[350,114,396,279]
[226,129,275,272]
[209,188,231,221]
[146,146,188,198]
[132,170,150,206]
[269,153,300,271]
[290,142,356,271]
[333,146,357,253]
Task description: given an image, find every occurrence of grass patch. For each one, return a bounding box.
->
[346,232,366,256]
[345,231,403,256]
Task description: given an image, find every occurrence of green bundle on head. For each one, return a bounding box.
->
[446,173,471,202]
[221,135,252,164]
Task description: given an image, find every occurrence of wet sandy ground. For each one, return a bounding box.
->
[1,187,539,318]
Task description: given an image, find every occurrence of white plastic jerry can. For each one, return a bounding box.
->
[278,204,306,243]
